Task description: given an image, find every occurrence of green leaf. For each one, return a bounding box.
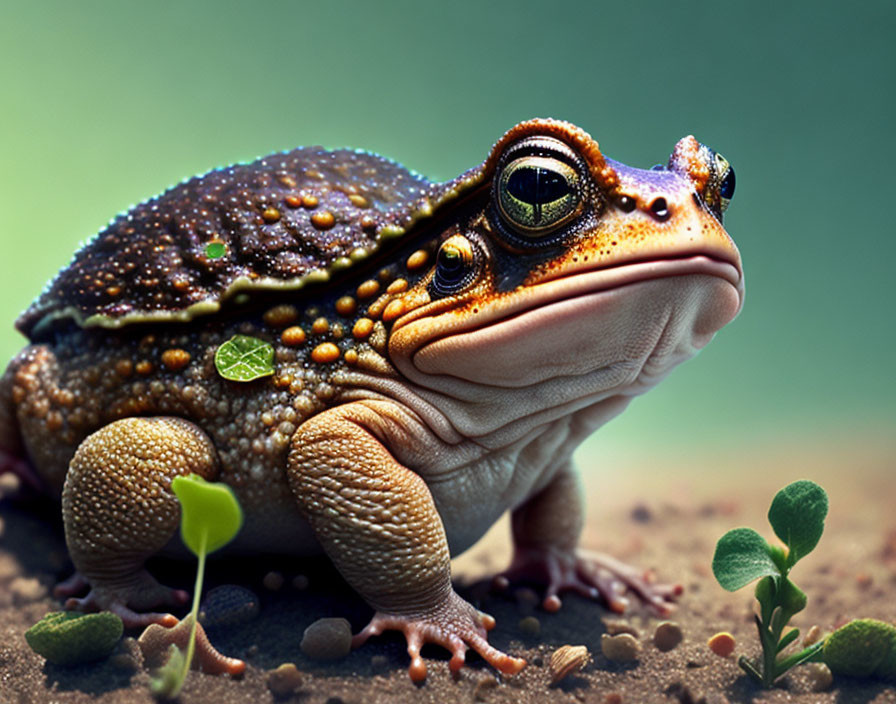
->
[214,334,275,382]
[205,241,227,259]
[171,475,243,557]
[767,480,828,563]
[150,643,186,698]
[776,627,800,653]
[712,527,781,591]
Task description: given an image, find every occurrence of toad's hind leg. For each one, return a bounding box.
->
[60,416,218,627]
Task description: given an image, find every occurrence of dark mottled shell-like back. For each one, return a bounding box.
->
[18,147,485,339]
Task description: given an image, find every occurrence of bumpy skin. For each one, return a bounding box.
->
[1,119,744,681]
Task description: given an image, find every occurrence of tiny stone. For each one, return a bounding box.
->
[515,587,540,613]
[804,662,833,691]
[370,654,388,669]
[603,618,640,638]
[10,576,46,602]
[300,618,352,661]
[200,584,260,628]
[292,574,310,590]
[518,616,541,637]
[267,662,304,698]
[653,621,683,651]
[603,694,624,704]
[110,636,143,672]
[686,660,705,668]
[631,503,652,522]
[601,633,641,662]
[707,632,736,657]
[803,624,823,647]
[473,674,499,700]
[549,645,590,683]
[263,571,285,591]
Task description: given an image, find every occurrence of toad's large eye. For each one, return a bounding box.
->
[497,157,581,235]
[430,235,478,297]
[716,153,735,212]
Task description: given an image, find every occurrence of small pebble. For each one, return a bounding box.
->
[653,621,683,652]
[603,694,624,704]
[601,633,641,662]
[603,618,640,638]
[267,662,304,698]
[550,645,590,683]
[707,631,736,657]
[518,616,541,637]
[631,503,652,522]
[263,571,285,591]
[515,587,539,613]
[803,624,823,647]
[109,636,142,672]
[292,574,310,590]
[10,577,46,602]
[300,618,352,661]
[199,585,260,628]
[473,674,499,700]
[804,662,833,691]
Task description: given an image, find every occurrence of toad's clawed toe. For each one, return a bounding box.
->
[351,590,525,682]
[495,546,681,616]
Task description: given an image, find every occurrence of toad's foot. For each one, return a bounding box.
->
[139,615,245,676]
[60,569,187,628]
[351,590,526,683]
[494,546,681,616]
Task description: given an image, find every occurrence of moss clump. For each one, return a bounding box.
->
[25,611,123,665]
[823,618,896,682]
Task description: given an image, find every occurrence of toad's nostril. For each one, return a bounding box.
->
[649,197,670,221]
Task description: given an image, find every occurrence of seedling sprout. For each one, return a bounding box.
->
[150,474,243,698]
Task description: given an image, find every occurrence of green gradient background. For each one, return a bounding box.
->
[1,1,893,460]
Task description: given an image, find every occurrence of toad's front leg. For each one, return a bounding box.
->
[495,467,681,615]
[287,400,526,683]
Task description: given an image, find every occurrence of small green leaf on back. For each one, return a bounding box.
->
[823,618,896,681]
[712,527,780,591]
[767,480,828,563]
[205,242,227,259]
[171,474,243,556]
[214,334,275,382]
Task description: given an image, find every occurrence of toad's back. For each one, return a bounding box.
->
[1,119,743,682]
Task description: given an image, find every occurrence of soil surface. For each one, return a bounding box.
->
[1,430,894,704]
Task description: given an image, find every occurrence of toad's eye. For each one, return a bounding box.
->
[497,157,581,236]
[430,235,478,297]
[716,154,735,212]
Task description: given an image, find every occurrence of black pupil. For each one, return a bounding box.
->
[720,166,736,199]
[438,248,464,277]
[507,166,570,224]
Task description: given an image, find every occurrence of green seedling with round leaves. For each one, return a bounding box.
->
[150,474,243,699]
[214,334,275,382]
[712,480,828,687]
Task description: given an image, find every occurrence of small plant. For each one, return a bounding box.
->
[712,479,828,687]
[150,474,243,698]
[25,611,123,665]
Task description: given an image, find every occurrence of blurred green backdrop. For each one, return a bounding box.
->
[1,1,893,462]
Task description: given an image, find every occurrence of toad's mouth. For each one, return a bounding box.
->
[392,253,743,346]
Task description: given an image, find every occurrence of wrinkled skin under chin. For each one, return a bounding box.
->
[399,273,741,394]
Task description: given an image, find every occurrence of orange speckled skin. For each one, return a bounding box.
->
[1,119,743,681]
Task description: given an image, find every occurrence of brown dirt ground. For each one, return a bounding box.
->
[1,429,894,704]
